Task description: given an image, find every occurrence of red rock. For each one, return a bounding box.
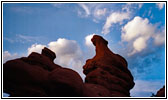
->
[83,35,134,97]
[48,67,84,96]
[3,59,49,96]
[42,47,56,61]
[156,86,165,97]
[110,91,128,97]
[85,68,131,90]
[91,35,128,68]
[83,83,111,97]
[8,85,47,97]
[3,47,84,97]
[27,52,61,71]
[3,36,135,97]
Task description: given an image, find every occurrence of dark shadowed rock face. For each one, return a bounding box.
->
[156,86,165,97]
[42,47,56,61]
[3,47,84,97]
[83,35,135,97]
[82,83,111,97]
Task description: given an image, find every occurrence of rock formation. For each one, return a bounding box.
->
[156,86,165,97]
[3,35,135,97]
[3,47,84,97]
[83,35,135,97]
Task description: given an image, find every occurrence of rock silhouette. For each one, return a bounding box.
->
[3,47,84,97]
[156,86,165,97]
[3,35,135,97]
[83,35,135,97]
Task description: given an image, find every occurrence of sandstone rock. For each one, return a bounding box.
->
[26,52,61,71]
[42,47,56,61]
[3,58,49,96]
[4,38,135,97]
[83,35,134,97]
[156,86,165,97]
[83,83,111,97]
[3,47,83,97]
[47,67,84,96]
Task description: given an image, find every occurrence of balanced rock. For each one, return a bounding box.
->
[83,35,135,97]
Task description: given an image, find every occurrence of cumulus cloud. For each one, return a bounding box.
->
[130,80,165,97]
[156,3,164,10]
[102,12,130,34]
[122,16,155,42]
[3,51,19,63]
[48,38,83,67]
[85,34,95,47]
[28,44,46,55]
[121,16,164,56]
[27,38,85,79]
[133,37,148,52]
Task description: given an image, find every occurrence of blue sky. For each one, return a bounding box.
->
[3,2,165,97]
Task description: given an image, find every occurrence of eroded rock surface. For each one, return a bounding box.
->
[83,35,135,97]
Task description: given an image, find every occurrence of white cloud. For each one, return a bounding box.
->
[48,38,82,67]
[77,3,108,22]
[85,34,95,47]
[102,12,130,34]
[27,38,85,79]
[16,34,42,42]
[153,31,165,46]
[121,16,165,56]
[130,80,165,97]
[48,38,85,80]
[28,44,46,55]
[122,16,155,42]
[122,3,143,11]
[78,3,90,17]
[133,37,148,52]
[4,34,45,44]
[4,37,15,43]
[3,51,19,63]
[156,3,164,10]
[94,8,107,18]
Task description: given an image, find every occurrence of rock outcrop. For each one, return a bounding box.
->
[156,86,165,97]
[3,35,135,97]
[83,35,135,97]
[3,47,84,97]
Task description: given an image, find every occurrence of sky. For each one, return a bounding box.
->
[3,2,165,97]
